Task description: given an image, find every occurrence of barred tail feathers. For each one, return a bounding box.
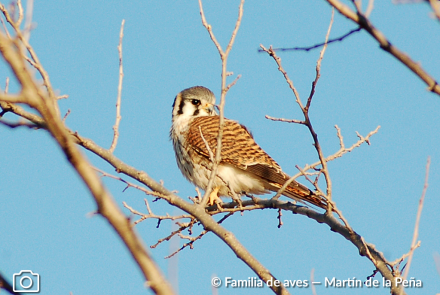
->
[278,182,328,210]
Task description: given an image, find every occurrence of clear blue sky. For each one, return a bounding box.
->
[1,1,439,294]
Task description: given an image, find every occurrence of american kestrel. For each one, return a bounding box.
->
[170,86,327,209]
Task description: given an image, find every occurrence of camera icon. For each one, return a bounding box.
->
[13,270,40,293]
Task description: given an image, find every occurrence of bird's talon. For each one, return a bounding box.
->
[208,187,221,206]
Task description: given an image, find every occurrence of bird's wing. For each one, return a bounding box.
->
[187,116,281,171]
[187,116,328,209]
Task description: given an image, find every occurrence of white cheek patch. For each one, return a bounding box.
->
[181,103,192,116]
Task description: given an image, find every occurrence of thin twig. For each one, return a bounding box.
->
[109,19,125,153]
[0,1,55,100]
[302,10,334,205]
[23,0,33,42]
[0,118,38,129]
[277,208,283,228]
[306,8,334,110]
[199,0,245,207]
[165,230,208,258]
[151,219,197,249]
[389,241,421,268]
[62,109,71,122]
[16,0,24,27]
[402,156,430,279]
[199,126,215,162]
[271,126,380,200]
[123,200,193,225]
[165,212,234,258]
[259,45,302,108]
[263,12,334,206]
[265,115,304,125]
[57,94,69,100]
[0,11,11,38]
[365,0,375,17]
[258,27,360,53]
[94,167,167,198]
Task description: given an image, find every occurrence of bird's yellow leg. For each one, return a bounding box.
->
[208,186,221,206]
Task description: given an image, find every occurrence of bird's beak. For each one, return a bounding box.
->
[203,103,216,115]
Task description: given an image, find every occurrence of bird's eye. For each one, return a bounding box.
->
[191,99,200,105]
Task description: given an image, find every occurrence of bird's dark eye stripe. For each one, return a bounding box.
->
[191,99,201,105]
[177,97,185,115]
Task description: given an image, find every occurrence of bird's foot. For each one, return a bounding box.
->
[208,186,221,206]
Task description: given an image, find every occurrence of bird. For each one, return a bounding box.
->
[170,86,327,209]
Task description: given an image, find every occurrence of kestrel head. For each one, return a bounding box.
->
[172,86,217,122]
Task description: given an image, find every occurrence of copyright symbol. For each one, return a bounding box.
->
[211,277,221,288]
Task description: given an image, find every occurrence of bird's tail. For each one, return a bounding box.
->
[272,180,328,210]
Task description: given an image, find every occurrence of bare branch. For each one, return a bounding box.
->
[123,200,193,225]
[199,126,215,162]
[225,74,241,92]
[326,125,381,162]
[259,27,361,53]
[365,0,375,17]
[403,156,430,279]
[325,0,440,96]
[265,115,305,125]
[0,118,38,129]
[62,109,71,122]
[277,208,283,228]
[16,0,24,27]
[0,92,27,103]
[166,212,234,259]
[0,30,174,295]
[198,0,223,54]
[0,100,46,128]
[259,9,405,293]
[165,230,208,259]
[306,8,333,110]
[109,19,125,153]
[389,240,421,268]
[4,77,9,93]
[56,94,69,100]
[259,45,303,109]
[262,12,334,207]
[206,197,405,291]
[224,0,244,57]
[198,0,245,209]
[94,167,168,199]
[151,220,197,250]
[0,10,11,38]
[271,126,380,201]
[0,4,56,100]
